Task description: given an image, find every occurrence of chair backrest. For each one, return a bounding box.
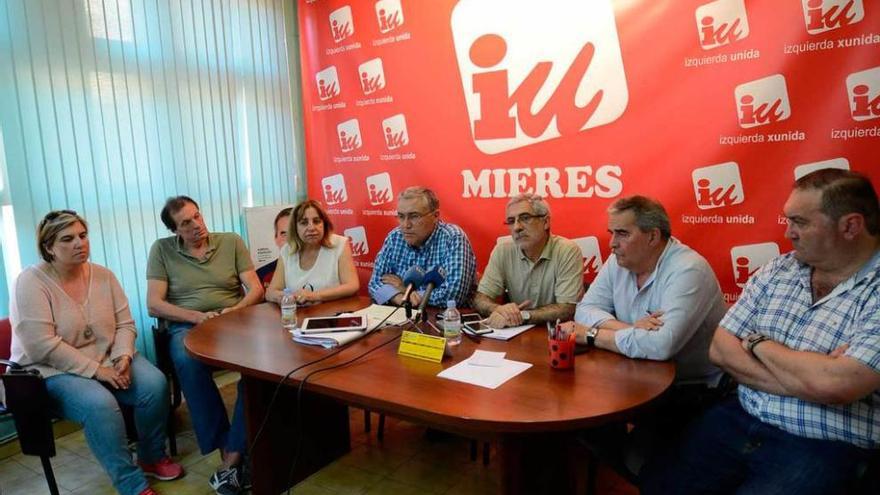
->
[1,369,56,457]
[0,318,12,373]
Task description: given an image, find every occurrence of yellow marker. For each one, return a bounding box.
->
[398,330,446,363]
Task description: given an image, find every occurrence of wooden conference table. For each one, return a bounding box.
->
[185,297,675,494]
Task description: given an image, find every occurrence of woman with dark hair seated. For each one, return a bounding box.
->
[265,199,359,305]
[9,210,183,495]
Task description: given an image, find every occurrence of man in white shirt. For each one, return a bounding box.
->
[561,195,727,474]
[563,195,725,385]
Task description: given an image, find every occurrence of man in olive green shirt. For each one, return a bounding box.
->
[146,196,263,495]
[474,194,583,328]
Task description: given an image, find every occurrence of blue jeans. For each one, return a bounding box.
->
[640,396,872,495]
[168,322,246,455]
[45,355,168,495]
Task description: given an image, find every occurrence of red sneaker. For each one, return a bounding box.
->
[138,488,159,495]
[139,457,185,481]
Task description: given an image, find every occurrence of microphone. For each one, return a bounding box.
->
[418,267,446,321]
[400,266,425,319]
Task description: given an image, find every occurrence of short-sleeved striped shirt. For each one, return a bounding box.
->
[720,250,880,449]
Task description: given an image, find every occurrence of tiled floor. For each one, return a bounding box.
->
[0,373,637,494]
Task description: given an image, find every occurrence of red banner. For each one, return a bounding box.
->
[298,0,880,303]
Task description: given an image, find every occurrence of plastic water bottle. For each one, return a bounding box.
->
[442,300,462,346]
[280,288,297,329]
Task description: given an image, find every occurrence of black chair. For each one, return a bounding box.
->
[0,317,59,494]
[0,359,61,495]
[363,410,385,441]
[0,316,145,495]
[152,319,182,456]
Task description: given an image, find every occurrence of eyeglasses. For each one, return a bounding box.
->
[39,210,78,228]
[503,213,546,226]
[45,209,77,220]
[397,210,436,223]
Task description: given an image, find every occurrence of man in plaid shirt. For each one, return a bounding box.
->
[642,169,880,494]
[368,186,476,308]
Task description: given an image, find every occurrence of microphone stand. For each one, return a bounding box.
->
[404,299,413,320]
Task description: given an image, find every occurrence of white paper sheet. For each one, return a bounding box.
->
[480,324,534,341]
[468,350,506,367]
[437,353,532,389]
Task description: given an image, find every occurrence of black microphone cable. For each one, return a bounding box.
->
[246,305,403,465]
[284,317,419,494]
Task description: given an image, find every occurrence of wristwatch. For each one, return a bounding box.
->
[521,310,531,322]
[585,326,599,347]
[745,332,770,357]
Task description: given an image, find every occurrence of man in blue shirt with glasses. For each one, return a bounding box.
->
[368,186,477,308]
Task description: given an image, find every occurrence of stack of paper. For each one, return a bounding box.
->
[291,327,375,348]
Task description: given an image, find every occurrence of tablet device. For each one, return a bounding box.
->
[463,321,494,335]
[300,315,368,334]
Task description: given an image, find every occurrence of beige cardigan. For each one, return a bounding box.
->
[9,263,137,379]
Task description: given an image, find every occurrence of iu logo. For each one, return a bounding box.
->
[801,0,864,35]
[451,0,628,155]
[734,74,791,129]
[691,162,744,210]
[846,66,880,122]
[321,174,348,206]
[794,158,850,180]
[375,0,404,34]
[329,5,354,43]
[315,66,340,101]
[382,114,409,150]
[358,58,386,95]
[336,118,362,153]
[695,0,750,50]
[344,226,370,257]
[366,172,394,206]
[730,243,779,288]
[572,236,604,283]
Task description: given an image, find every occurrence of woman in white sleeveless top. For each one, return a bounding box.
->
[266,199,359,304]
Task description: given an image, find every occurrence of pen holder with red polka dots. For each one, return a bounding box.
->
[549,333,576,370]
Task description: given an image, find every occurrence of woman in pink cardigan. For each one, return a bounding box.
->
[9,210,183,495]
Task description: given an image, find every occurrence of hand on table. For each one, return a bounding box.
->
[294,289,322,305]
[487,301,532,328]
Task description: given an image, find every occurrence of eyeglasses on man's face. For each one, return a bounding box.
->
[397,210,436,223]
[503,213,546,226]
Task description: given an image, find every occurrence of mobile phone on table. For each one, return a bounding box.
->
[461,313,482,324]
[464,321,494,335]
